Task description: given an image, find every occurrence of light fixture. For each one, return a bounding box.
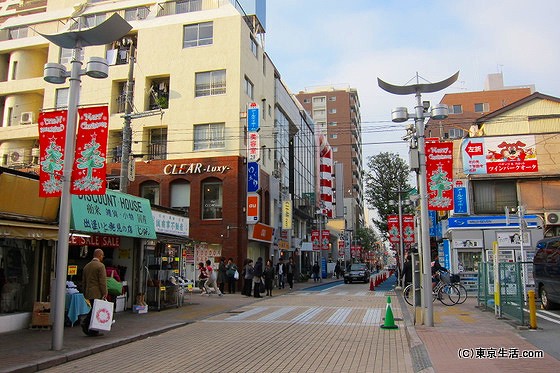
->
[431,104,449,120]
[391,107,409,122]
[43,63,68,84]
[85,57,109,79]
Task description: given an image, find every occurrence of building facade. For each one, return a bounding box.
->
[0,0,318,329]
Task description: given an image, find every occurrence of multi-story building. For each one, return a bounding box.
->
[426,73,534,140]
[295,87,364,235]
[0,0,317,329]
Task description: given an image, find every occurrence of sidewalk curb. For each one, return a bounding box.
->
[396,289,435,373]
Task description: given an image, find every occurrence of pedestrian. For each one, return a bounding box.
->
[204,260,223,296]
[217,257,227,294]
[81,248,107,336]
[287,257,296,289]
[312,261,320,282]
[276,258,286,289]
[334,261,341,279]
[197,262,208,294]
[402,254,412,287]
[253,257,264,298]
[263,259,275,296]
[242,259,254,296]
[225,258,238,294]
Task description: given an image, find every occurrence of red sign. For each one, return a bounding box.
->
[246,194,259,223]
[311,230,320,251]
[71,106,109,195]
[387,215,400,243]
[426,141,454,211]
[38,110,68,197]
[251,222,273,243]
[464,141,484,158]
[350,245,362,258]
[321,230,330,251]
[402,214,415,243]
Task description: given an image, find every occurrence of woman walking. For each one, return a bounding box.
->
[253,257,263,298]
[263,259,275,296]
[242,259,254,297]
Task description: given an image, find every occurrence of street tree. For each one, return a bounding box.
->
[354,225,383,263]
[364,152,414,237]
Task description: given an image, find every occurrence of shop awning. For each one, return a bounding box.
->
[0,219,58,240]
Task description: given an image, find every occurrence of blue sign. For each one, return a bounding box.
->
[247,162,259,192]
[247,106,260,132]
[429,210,437,237]
[447,215,539,228]
[453,187,468,214]
[442,240,451,270]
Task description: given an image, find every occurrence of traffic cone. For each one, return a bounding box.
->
[380,296,398,329]
[370,276,375,291]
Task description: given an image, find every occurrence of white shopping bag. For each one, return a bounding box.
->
[89,299,114,332]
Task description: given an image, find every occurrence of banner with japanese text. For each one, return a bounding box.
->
[311,230,320,250]
[402,214,415,244]
[321,229,330,250]
[461,135,538,175]
[350,245,362,259]
[387,215,399,243]
[71,106,109,195]
[38,110,68,197]
[426,141,453,210]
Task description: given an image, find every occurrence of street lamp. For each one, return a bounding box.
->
[40,14,131,351]
[378,72,459,327]
[389,191,411,289]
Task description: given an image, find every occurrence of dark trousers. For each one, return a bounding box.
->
[253,281,262,297]
[265,278,273,295]
[287,273,294,289]
[243,278,252,296]
[228,276,236,294]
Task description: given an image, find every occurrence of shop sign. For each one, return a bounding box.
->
[282,200,292,230]
[69,234,121,247]
[278,240,289,250]
[247,102,260,132]
[247,132,260,162]
[152,210,189,237]
[163,163,230,175]
[247,193,259,223]
[452,239,483,248]
[251,222,273,243]
[67,265,78,276]
[71,189,156,239]
[247,162,259,193]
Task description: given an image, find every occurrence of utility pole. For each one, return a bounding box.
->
[119,43,134,193]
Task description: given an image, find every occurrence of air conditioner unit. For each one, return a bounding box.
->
[31,147,40,157]
[545,212,560,225]
[20,112,33,124]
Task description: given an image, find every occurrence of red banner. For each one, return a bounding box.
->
[350,245,362,258]
[426,141,454,210]
[321,229,330,250]
[38,110,68,197]
[387,215,399,243]
[71,106,109,195]
[402,214,415,243]
[312,230,320,251]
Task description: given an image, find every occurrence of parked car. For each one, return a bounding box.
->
[533,236,560,310]
[344,263,371,284]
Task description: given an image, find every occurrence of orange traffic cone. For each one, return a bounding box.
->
[370,276,375,291]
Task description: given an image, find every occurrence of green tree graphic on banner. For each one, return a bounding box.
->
[41,138,64,194]
[429,165,453,208]
[73,135,105,192]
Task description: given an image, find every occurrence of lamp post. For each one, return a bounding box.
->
[378,72,458,327]
[40,14,131,351]
[390,190,411,289]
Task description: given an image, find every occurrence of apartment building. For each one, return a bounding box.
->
[295,87,364,232]
[0,0,318,325]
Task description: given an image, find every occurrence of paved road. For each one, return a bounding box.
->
[40,283,412,373]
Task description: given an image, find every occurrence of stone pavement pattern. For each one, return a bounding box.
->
[38,284,412,373]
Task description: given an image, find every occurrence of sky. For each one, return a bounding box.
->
[263,0,560,162]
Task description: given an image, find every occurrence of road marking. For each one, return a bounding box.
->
[292,307,323,322]
[257,306,297,321]
[362,308,382,325]
[225,306,267,320]
[326,308,352,325]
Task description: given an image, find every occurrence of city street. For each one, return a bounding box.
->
[40,281,413,373]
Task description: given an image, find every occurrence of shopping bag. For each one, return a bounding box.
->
[89,299,114,332]
[234,270,240,280]
[107,277,123,296]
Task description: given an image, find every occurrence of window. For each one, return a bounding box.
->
[69,13,106,30]
[148,128,167,160]
[313,97,326,104]
[194,123,225,150]
[202,180,223,219]
[450,104,463,114]
[329,96,337,101]
[183,22,213,48]
[472,180,517,214]
[10,61,17,80]
[250,35,258,56]
[332,146,338,152]
[195,70,226,97]
[303,98,310,103]
[55,88,69,108]
[330,134,338,139]
[244,76,254,100]
[141,181,160,205]
[9,26,28,39]
[313,109,326,118]
[449,128,465,139]
[474,102,489,113]
[176,0,202,13]
[171,180,191,216]
[59,48,84,65]
[328,108,337,114]
[148,78,170,110]
[328,122,338,127]
[124,7,149,21]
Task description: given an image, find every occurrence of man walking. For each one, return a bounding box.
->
[287,257,296,289]
[82,249,108,336]
[276,258,286,289]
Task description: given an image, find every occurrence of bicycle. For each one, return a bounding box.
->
[403,272,461,306]
[450,273,468,304]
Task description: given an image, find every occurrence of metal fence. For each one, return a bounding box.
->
[478,262,526,325]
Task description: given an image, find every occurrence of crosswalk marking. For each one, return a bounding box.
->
[362,308,382,325]
[208,306,385,327]
[326,308,352,325]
